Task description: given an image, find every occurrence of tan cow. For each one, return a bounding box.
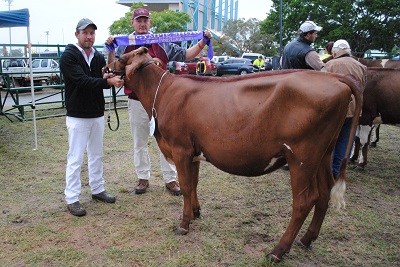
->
[109,47,362,262]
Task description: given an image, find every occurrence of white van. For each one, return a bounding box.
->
[241,52,265,63]
[212,55,230,63]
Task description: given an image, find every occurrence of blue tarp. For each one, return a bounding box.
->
[0,8,29,28]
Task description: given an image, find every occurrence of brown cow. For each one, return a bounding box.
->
[351,59,399,149]
[109,47,362,262]
[367,60,400,147]
[350,68,400,168]
[384,59,400,69]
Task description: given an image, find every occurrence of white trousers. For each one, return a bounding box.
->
[65,116,105,204]
[128,99,177,183]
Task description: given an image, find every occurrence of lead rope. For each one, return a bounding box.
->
[107,84,121,131]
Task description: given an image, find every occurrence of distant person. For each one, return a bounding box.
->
[320,41,334,63]
[325,39,367,178]
[106,8,213,195]
[281,20,325,70]
[196,56,207,76]
[60,18,124,217]
[253,55,265,71]
[265,58,273,71]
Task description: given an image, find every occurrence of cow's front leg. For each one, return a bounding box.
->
[349,136,360,163]
[174,159,200,235]
[350,126,361,163]
[356,125,372,169]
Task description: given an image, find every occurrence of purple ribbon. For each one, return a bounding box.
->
[106,31,213,59]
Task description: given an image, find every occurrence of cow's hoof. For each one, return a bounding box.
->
[295,240,309,249]
[370,142,377,148]
[174,227,189,235]
[353,165,365,171]
[266,253,281,263]
[193,209,201,219]
[348,159,357,165]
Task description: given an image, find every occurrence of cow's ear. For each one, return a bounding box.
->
[125,61,141,80]
[135,46,148,55]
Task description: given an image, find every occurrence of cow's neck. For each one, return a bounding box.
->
[133,65,169,119]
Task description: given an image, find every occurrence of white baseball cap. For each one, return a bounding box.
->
[299,21,322,33]
[333,39,351,49]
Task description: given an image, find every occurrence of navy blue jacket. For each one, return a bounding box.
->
[281,36,313,69]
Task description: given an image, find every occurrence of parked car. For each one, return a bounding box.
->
[185,57,217,76]
[166,61,189,75]
[30,59,61,85]
[216,58,253,76]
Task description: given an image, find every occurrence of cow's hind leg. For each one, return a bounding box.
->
[174,157,200,235]
[267,164,319,262]
[298,153,334,248]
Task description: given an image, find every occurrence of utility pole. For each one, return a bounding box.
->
[45,31,49,50]
[279,0,282,58]
[4,0,13,56]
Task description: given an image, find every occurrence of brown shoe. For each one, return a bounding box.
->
[135,179,149,194]
[166,181,182,196]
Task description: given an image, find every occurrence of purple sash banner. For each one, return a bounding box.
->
[106,31,214,59]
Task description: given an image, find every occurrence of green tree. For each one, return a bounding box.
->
[260,0,400,55]
[108,3,143,35]
[10,48,23,57]
[150,10,191,33]
[109,2,191,35]
[220,18,278,56]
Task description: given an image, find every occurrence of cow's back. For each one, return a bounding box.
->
[384,60,400,69]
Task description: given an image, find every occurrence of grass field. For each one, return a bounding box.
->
[0,110,399,266]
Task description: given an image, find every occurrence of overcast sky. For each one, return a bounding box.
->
[0,0,272,47]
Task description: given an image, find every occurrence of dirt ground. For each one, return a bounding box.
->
[0,114,399,266]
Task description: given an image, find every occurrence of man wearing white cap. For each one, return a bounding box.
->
[281,20,324,70]
[280,21,324,171]
[325,39,367,178]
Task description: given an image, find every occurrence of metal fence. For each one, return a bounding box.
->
[0,43,127,122]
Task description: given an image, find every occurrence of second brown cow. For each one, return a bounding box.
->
[350,67,400,168]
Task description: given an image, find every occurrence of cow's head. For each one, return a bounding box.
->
[107,47,163,80]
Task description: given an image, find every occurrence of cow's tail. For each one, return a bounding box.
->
[330,74,363,210]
